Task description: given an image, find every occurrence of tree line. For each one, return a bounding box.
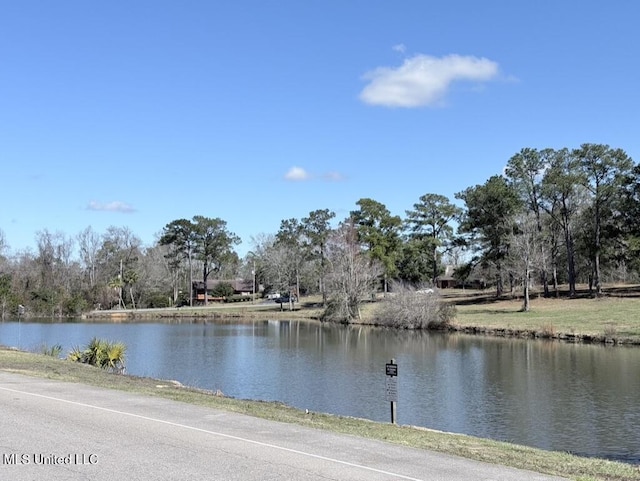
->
[0,143,638,319]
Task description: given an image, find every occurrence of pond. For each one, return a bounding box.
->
[1,318,638,464]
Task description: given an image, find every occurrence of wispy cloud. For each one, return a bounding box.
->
[284,166,311,181]
[360,53,500,108]
[87,201,136,213]
[284,167,346,182]
[323,171,345,182]
[392,44,406,54]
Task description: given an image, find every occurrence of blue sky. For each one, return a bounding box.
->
[1,1,639,258]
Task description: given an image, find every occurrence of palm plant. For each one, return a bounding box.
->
[104,342,127,373]
[67,337,126,374]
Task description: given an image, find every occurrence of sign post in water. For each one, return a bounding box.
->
[385,359,398,424]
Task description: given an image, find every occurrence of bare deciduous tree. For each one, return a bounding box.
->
[507,213,542,311]
[34,230,75,317]
[324,220,382,322]
[0,229,8,258]
[77,226,101,288]
[261,237,298,311]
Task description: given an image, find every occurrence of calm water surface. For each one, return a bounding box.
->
[1,318,638,463]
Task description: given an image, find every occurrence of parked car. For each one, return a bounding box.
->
[416,288,435,294]
[274,295,298,304]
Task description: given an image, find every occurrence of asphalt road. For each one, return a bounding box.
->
[0,372,566,481]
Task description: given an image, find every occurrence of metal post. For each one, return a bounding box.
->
[252,260,256,304]
[391,400,397,424]
[390,358,397,424]
[17,304,25,349]
[385,358,398,424]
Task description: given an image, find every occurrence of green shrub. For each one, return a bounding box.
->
[62,295,89,316]
[225,294,252,303]
[145,292,172,308]
[175,291,190,307]
[211,282,235,298]
[68,337,126,374]
[39,343,63,358]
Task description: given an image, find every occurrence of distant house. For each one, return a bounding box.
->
[436,265,457,289]
[436,265,486,289]
[192,279,263,303]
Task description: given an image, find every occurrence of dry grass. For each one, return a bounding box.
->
[1,347,638,481]
[453,295,640,341]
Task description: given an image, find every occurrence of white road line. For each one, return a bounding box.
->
[0,385,424,481]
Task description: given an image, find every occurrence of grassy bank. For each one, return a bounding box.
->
[446,286,640,344]
[454,297,640,340]
[0,347,637,481]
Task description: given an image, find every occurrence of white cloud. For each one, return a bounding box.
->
[284,166,311,181]
[283,166,346,182]
[360,54,500,108]
[87,201,136,213]
[392,43,406,53]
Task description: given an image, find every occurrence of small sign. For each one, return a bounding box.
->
[385,376,398,402]
[385,362,398,377]
[385,359,398,423]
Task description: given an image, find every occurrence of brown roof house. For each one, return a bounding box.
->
[436,265,457,289]
[436,265,487,289]
[192,279,263,303]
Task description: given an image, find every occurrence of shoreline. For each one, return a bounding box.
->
[77,306,640,347]
[9,285,640,347]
